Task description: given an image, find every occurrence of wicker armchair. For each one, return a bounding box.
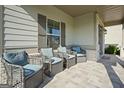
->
[57,47,76,69]
[70,45,87,63]
[1,51,43,88]
[40,48,63,76]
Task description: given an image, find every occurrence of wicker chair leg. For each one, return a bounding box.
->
[51,61,63,76]
[67,58,76,68]
[25,68,43,88]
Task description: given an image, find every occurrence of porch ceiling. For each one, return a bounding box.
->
[55,5,124,26]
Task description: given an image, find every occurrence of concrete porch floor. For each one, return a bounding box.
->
[40,55,124,88]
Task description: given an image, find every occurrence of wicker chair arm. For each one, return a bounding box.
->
[1,58,24,88]
[53,51,60,58]
[9,64,24,88]
[67,49,77,55]
[41,55,53,64]
[57,52,63,58]
[1,58,22,68]
[67,49,71,54]
[9,63,22,68]
[71,51,77,55]
[42,55,54,72]
[58,52,69,59]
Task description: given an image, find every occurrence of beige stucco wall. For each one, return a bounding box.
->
[73,12,100,61]
[73,12,105,60]
[105,24,122,47]
[74,12,96,49]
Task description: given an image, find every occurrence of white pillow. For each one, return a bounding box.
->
[58,47,67,53]
[41,48,53,58]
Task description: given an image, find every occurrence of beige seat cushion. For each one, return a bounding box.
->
[77,54,86,57]
[68,54,75,59]
[51,57,62,64]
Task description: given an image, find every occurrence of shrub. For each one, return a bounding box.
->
[105,45,120,55]
[116,47,120,55]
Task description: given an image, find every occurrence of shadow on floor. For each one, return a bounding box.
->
[116,56,124,68]
[39,74,53,88]
[98,54,124,88]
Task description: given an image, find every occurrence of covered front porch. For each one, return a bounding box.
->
[0,5,124,88]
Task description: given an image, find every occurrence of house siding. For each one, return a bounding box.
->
[3,6,38,51]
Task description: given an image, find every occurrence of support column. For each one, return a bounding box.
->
[120,24,124,57]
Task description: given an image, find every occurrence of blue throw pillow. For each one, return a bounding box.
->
[72,46,81,53]
[3,51,28,66]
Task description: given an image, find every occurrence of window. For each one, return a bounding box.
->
[47,19,61,49]
[38,13,65,49]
